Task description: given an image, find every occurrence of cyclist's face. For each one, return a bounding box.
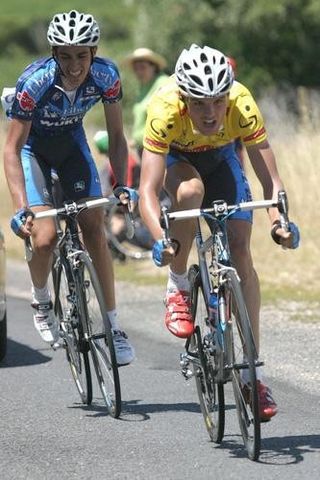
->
[55,46,96,89]
[186,95,228,136]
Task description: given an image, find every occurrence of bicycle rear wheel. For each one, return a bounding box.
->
[224,269,260,460]
[52,258,92,405]
[76,253,121,418]
[188,264,225,443]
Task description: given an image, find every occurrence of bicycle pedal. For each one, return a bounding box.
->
[181,367,194,380]
[51,340,63,350]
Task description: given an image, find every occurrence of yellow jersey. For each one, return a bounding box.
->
[143,76,267,154]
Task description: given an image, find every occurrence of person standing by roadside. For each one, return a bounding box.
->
[123,47,169,158]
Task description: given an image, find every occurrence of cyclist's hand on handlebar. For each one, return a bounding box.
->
[271,221,300,249]
[10,208,34,239]
[113,184,139,212]
[152,239,178,267]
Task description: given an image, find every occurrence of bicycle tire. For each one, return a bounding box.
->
[76,252,121,418]
[105,204,152,260]
[188,264,225,443]
[52,257,92,405]
[224,269,260,460]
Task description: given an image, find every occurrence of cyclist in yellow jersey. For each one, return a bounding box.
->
[139,44,300,422]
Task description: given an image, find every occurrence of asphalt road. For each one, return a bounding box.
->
[0,261,319,480]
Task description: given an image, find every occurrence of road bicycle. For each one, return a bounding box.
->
[27,196,128,418]
[161,191,290,461]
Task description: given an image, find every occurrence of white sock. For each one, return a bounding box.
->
[107,309,120,331]
[167,268,190,293]
[32,284,51,304]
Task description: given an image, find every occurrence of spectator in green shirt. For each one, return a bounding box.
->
[123,48,168,157]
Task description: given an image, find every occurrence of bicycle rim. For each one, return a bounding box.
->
[189,264,225,443]
[225,270,260,460]
[77,253,121,418]
[53,260,92,405]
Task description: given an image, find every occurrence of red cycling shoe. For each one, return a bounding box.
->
[257,381,278,422]
[165,290,194,338]
[242,380,278,422]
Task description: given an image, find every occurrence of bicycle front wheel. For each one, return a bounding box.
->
[76,253,121,418]
[224,269,260,461]
[52,258,92,405]
[189,264,225,443]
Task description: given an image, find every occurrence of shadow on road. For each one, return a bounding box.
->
[68,398,235,423]
[259,434,320,465]
[217,433,320,464]
[0,338,52,368]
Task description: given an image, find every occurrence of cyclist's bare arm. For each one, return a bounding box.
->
[246,139,294,246]
[104,102,128,185]
[139,149,175,264]
[139,149,167,240]
[3,118,31,210]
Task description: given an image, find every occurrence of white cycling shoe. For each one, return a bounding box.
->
[112,330,135,366]
[32,301,60,345]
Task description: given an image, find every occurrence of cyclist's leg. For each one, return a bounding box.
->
[21,144,59,343]
[58,132,134,364]
[162,154,204,338]
[164,157,204,274]
[203,145,277,420]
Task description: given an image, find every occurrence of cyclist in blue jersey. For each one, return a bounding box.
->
[3,10,135,365]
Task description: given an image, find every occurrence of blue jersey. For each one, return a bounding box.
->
[10,56,122,136]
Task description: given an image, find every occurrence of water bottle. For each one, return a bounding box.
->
[208,292,218,327]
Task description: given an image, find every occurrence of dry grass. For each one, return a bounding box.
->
[0,91,319,299]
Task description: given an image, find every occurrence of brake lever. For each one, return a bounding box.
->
[277,190,290,232]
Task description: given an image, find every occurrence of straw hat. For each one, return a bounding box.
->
[123,48,167,70]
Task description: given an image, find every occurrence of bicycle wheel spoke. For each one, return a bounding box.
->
[53,261,92,405]
[78,254,121,418]
[226,270,260,460]
[188,264,225,443]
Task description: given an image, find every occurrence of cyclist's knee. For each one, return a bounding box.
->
[32,230,57,254]
[176,179,204,208]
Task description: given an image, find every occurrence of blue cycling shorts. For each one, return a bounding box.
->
[166,143,252,222]
[21,126,102,207]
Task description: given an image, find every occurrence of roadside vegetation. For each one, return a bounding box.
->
[0,0,319,303]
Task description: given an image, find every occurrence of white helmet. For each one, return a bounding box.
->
[175,44,234,98]
[47,10,100,47]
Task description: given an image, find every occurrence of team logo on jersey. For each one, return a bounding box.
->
[150,118,169,139]
[85,86,96,95]
[104,79,121,99]
[52,92,63,102]
[17,90,35,112]
[74,181,85,192]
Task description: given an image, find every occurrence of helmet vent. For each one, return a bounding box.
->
[190,75,203,86]
[200,53,208,63]
[218,69,226,84]
[79,26,88,36]
[183,62,191,70]
[204,65,211,75]
[208,78,213,91]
